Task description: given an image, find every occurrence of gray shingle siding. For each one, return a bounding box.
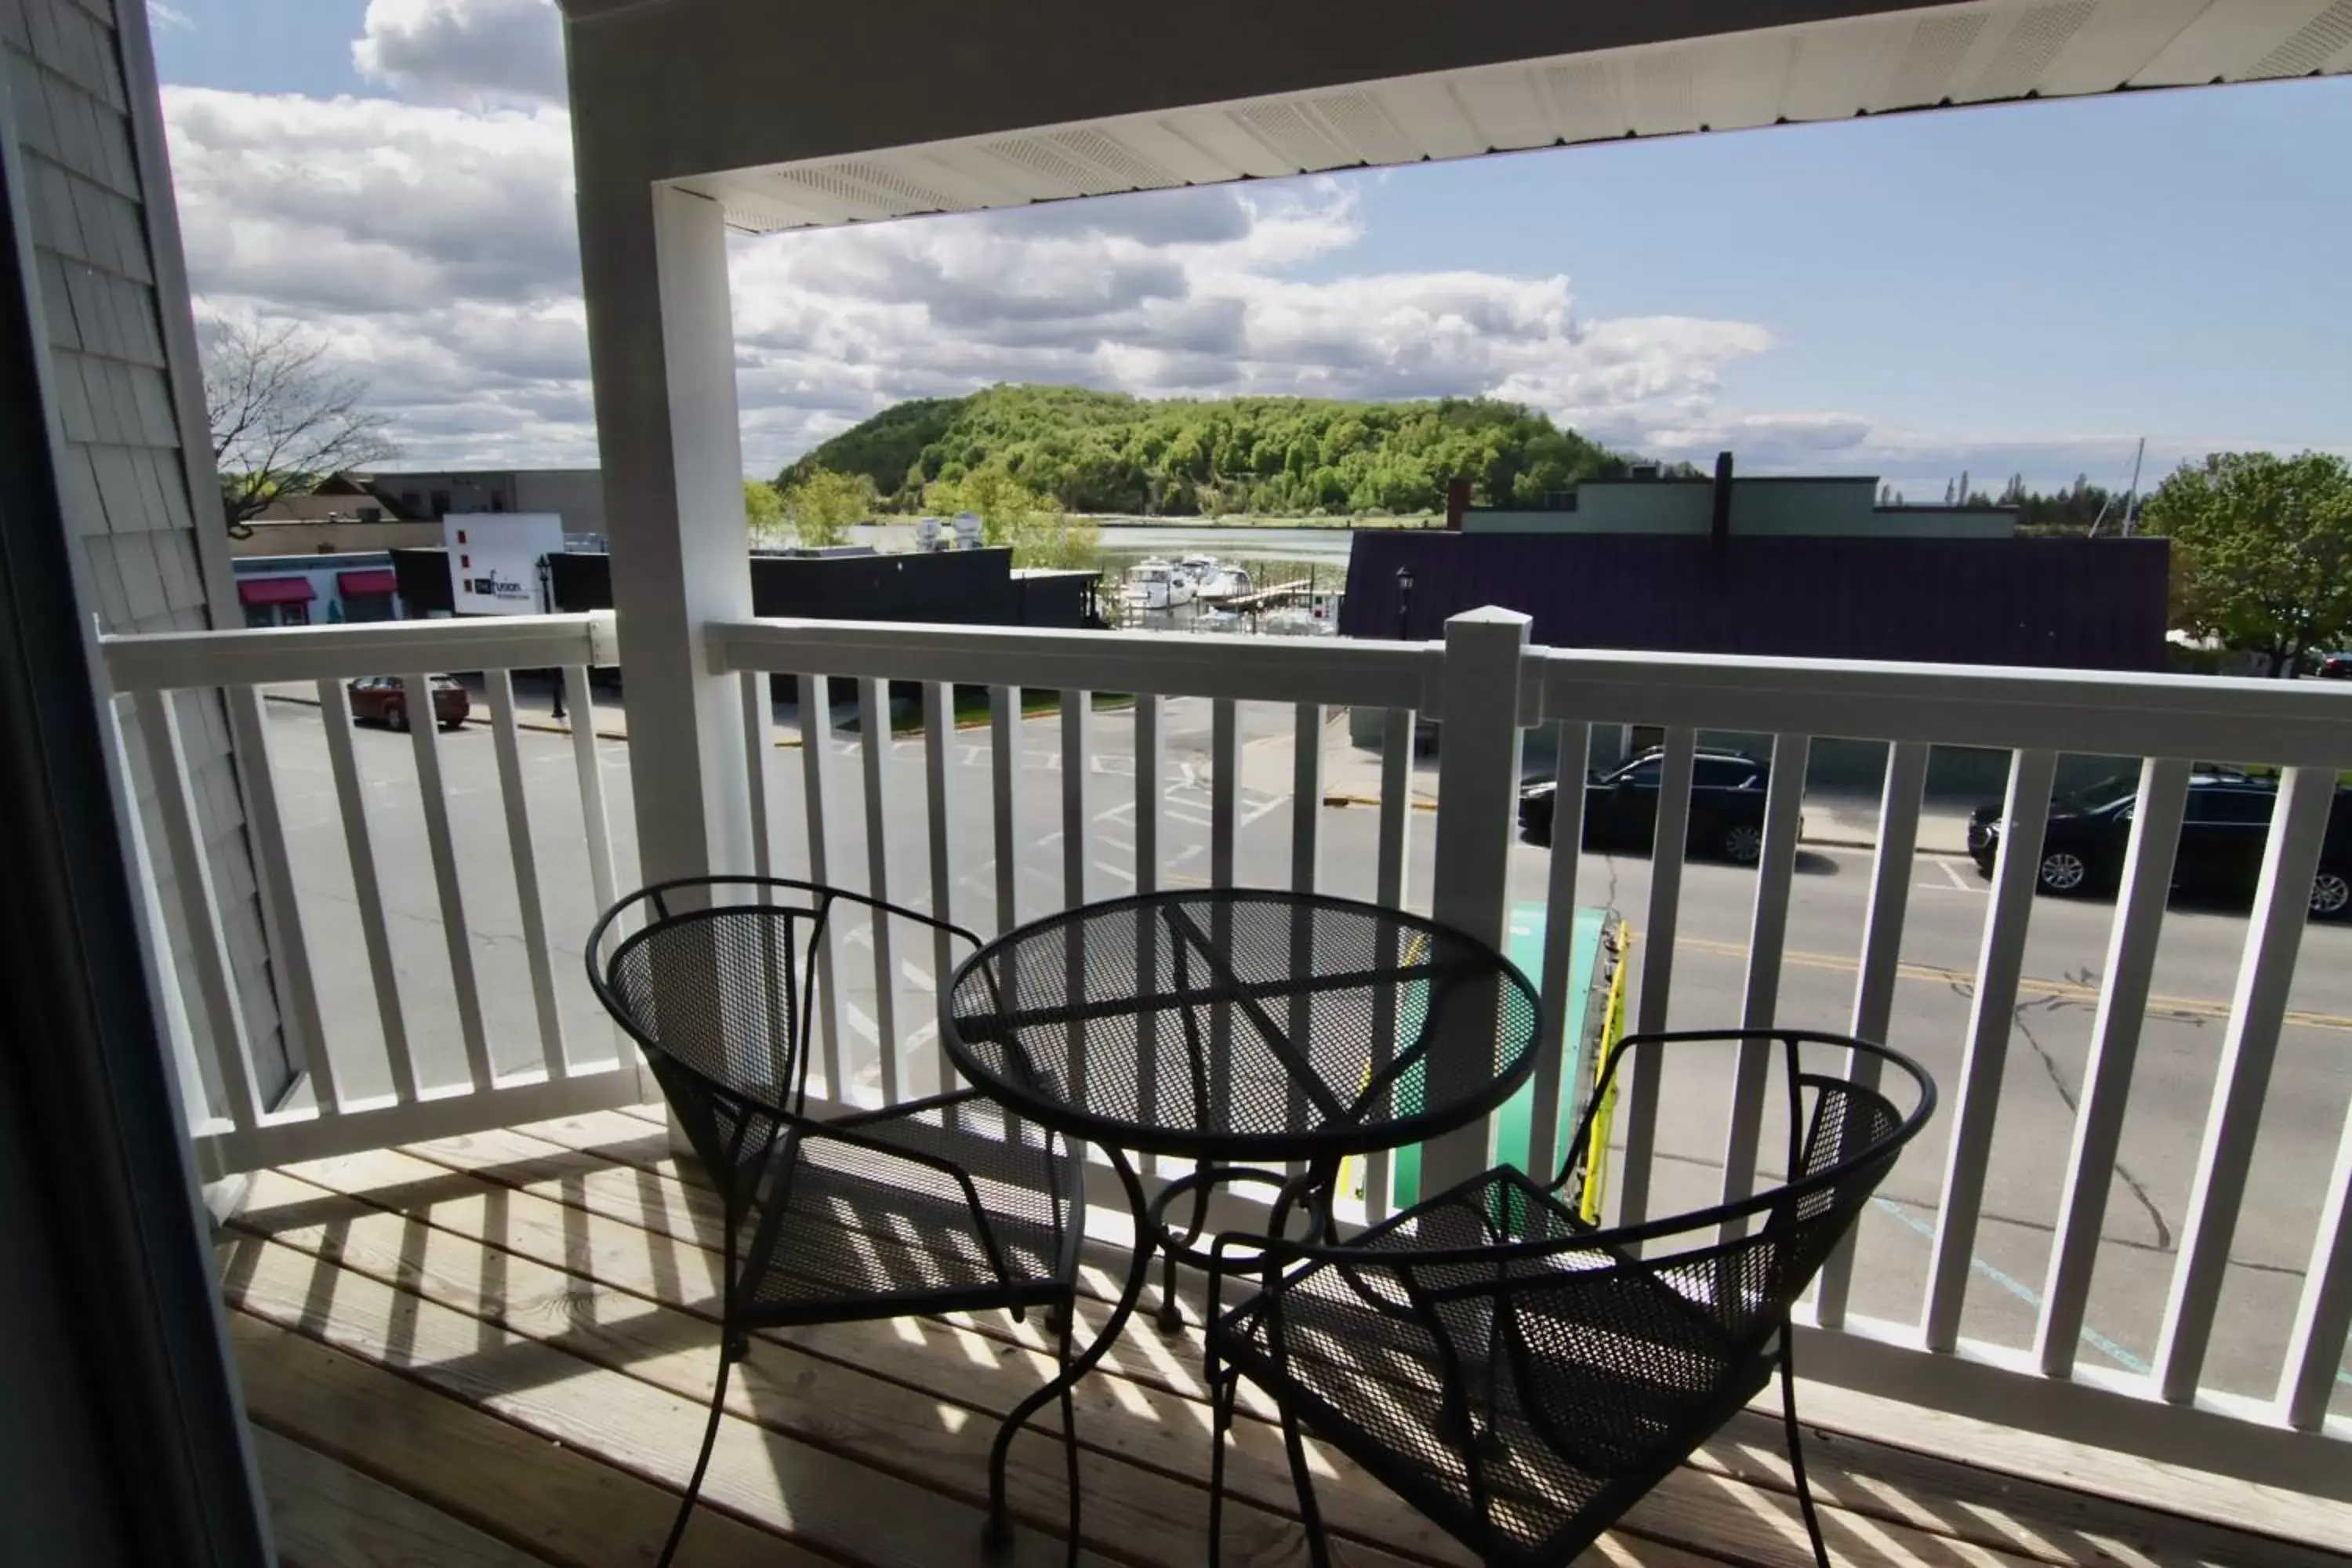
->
[5,0,292,1112]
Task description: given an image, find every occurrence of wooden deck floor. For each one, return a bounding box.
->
[220,1105,2340,1568]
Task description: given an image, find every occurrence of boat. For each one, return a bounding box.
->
[1120,557,1195,612]
[1179,554,1253,602]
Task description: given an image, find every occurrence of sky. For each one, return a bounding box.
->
[147,0,2352,493]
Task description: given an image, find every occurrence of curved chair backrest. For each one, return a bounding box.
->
[1255,1031,1933,1531]
[584,877,985,1205]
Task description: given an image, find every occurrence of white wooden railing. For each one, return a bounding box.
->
[712,611,2352,1501]
[101,613,639,1171]
[103,604,2352,1500]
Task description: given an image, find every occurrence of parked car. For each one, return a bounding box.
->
[347,674,470,731]
[1519,747,1772,864]
[1969,769,2352,920]
[2315,652,2352,680]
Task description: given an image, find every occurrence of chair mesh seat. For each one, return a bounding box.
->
[1205,1033,1930,1568]
[1215,1170,1768,1565]
[741,1101,1076,1323]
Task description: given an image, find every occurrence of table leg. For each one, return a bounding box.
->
[985,1143,1152,1556]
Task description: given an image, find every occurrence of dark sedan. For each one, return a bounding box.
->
[2315,652,2352,680]
[1520,747,1772,864]
[1969,770,2352,920]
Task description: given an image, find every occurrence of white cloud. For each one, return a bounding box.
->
[161,75,1786,473]
[165,5,2274,489]
[353,0,567,108]
[147,2,194,32]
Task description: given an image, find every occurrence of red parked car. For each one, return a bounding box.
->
[347,675,469,731]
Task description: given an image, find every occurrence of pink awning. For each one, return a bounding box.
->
[237,577,315,606]
[337,569,397,595]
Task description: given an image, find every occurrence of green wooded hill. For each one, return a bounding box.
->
[779,383,1640,517]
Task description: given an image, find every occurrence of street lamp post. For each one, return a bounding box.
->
[1395,564,1416,641]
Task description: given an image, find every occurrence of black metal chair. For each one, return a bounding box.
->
[1203,1028,1936,1568]
[586,877,1087,1566]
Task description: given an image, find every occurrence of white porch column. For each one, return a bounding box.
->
[576,177,753,887]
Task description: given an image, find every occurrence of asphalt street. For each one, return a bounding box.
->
[256,693,2352,1415]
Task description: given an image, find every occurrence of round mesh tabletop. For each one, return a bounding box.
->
[945,891,1542,1161]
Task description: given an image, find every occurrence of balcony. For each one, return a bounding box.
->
[223,1105,2340,1568]
[100,607,2352,1564]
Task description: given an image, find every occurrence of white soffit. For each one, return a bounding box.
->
[684,0,2352,232]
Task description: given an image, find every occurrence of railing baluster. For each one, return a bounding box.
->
[1366,706,1418,1223]
[1210,698,1238,887]
[1923,746,2057,1351]
[991,684,1020,933]
[742,670,775,880]
[565,667,619,931]
[405,674,493,1094]
[1134,694,1163,1174]
[2281,1096,2352,1429]
[131,688,263,1130]
[1286,702,1324,1173]
[2035,756,2190,1376]
[487,671,568,1080]
[227,684,336,1115]
[1062,688,1091,907]
[1814,739,1928,1328]
[1134,695,1164,895]
[857,677,900,1105]
[318,677,416,1100]
[1719,732,1811,1218]
[2156,765,2337,1401]
[1207,698,1240,1133]
[798,673,844,1098]
[1617,725,1696,1228]
[923,681,958,1100]
[1528,720,1590,1196]
[1290,702,1323,892]
[1061,688,1092,1107]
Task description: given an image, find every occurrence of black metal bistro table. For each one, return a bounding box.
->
[943,888,1542,1551]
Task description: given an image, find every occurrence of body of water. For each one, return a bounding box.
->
[1093,524,1362,564]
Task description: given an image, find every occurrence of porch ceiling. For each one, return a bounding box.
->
[562,0,2352,235]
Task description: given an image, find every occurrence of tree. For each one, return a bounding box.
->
[2140,452,2352,677]
[781,467,876,548]
[785,384,1621,517]
[201,318,397,531]
[923,465,1030,546]
[744,477,786,532]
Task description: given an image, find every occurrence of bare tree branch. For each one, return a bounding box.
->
[201,318,400,533]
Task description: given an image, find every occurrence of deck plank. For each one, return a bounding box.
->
[230,1311,822,1568]
[238,1162,1447,1568]
[221,1232,1083,1568]
[452,1116,2066,1568]
[251,1423,553,1568]
[218,1113,2325,1568]
[347,1127,2053,1567]
[562,1106,2338,1568]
